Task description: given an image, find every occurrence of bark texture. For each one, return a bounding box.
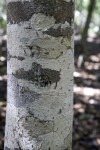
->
[5,0,74,150]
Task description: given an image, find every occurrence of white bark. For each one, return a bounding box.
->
[5,0,74,150]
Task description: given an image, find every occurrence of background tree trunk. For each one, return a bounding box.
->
[81,0,96,53]
[5,0,74,150]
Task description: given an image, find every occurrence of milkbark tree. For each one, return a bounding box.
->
[5,0,74,150]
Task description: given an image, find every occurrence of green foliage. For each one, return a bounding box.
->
[75,0,90,34]
[92,1,100,34]
[75,0,100,36]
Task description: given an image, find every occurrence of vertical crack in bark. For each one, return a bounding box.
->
[17,141,22,150]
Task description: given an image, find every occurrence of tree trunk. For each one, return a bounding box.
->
[5,0,74,150]
[81,0,96,52]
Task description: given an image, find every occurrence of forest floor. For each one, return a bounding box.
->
[0,35,100,150]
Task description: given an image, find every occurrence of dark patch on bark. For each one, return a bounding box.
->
[27,45,41,58]
[7,0,74,24]
[17,141,22,150]
[5,147,10,150]
[67,46,71,50]
[20,38,29,44]
[44,26,73,38]
[58,108,62,114]
[16,56,25,61]
[7,51,25,61]
[14,62,60,87]
[8,75,41,107]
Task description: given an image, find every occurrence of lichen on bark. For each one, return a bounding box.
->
[8,74,41,106]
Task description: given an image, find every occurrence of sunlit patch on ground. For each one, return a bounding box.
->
[74,86,100,97]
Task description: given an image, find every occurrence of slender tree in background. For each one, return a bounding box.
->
[81,0,96,52]
[5,0,74,149]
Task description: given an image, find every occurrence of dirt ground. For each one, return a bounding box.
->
[0,35,100,150]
